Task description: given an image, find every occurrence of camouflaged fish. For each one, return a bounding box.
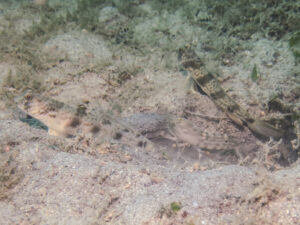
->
[13,91,152,150]
[189,67,285,139]
[13,91,242,153]
[178,47,284,139]
[178,47,300,163]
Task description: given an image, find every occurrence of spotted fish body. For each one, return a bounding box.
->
[14,92,242,153]
[14,92,152,150]
[189,68,284,139]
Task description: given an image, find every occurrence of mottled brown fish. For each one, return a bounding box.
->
[178,46,299,164]
[189,67,283,139]
[14,92,151,149]
[178,47,283,139]
[14,92,242,154]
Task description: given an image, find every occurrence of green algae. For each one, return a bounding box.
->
[170,201,182,212]
[289,32,300,60]
[251,64,258,82]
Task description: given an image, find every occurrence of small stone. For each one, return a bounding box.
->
[192,201,199,208]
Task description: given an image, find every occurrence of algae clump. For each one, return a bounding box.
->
[170,201,182,212]
[289,32,300,60]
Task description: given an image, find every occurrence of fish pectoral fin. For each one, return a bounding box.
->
[226,113,245,127]
[246,119,283,138]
